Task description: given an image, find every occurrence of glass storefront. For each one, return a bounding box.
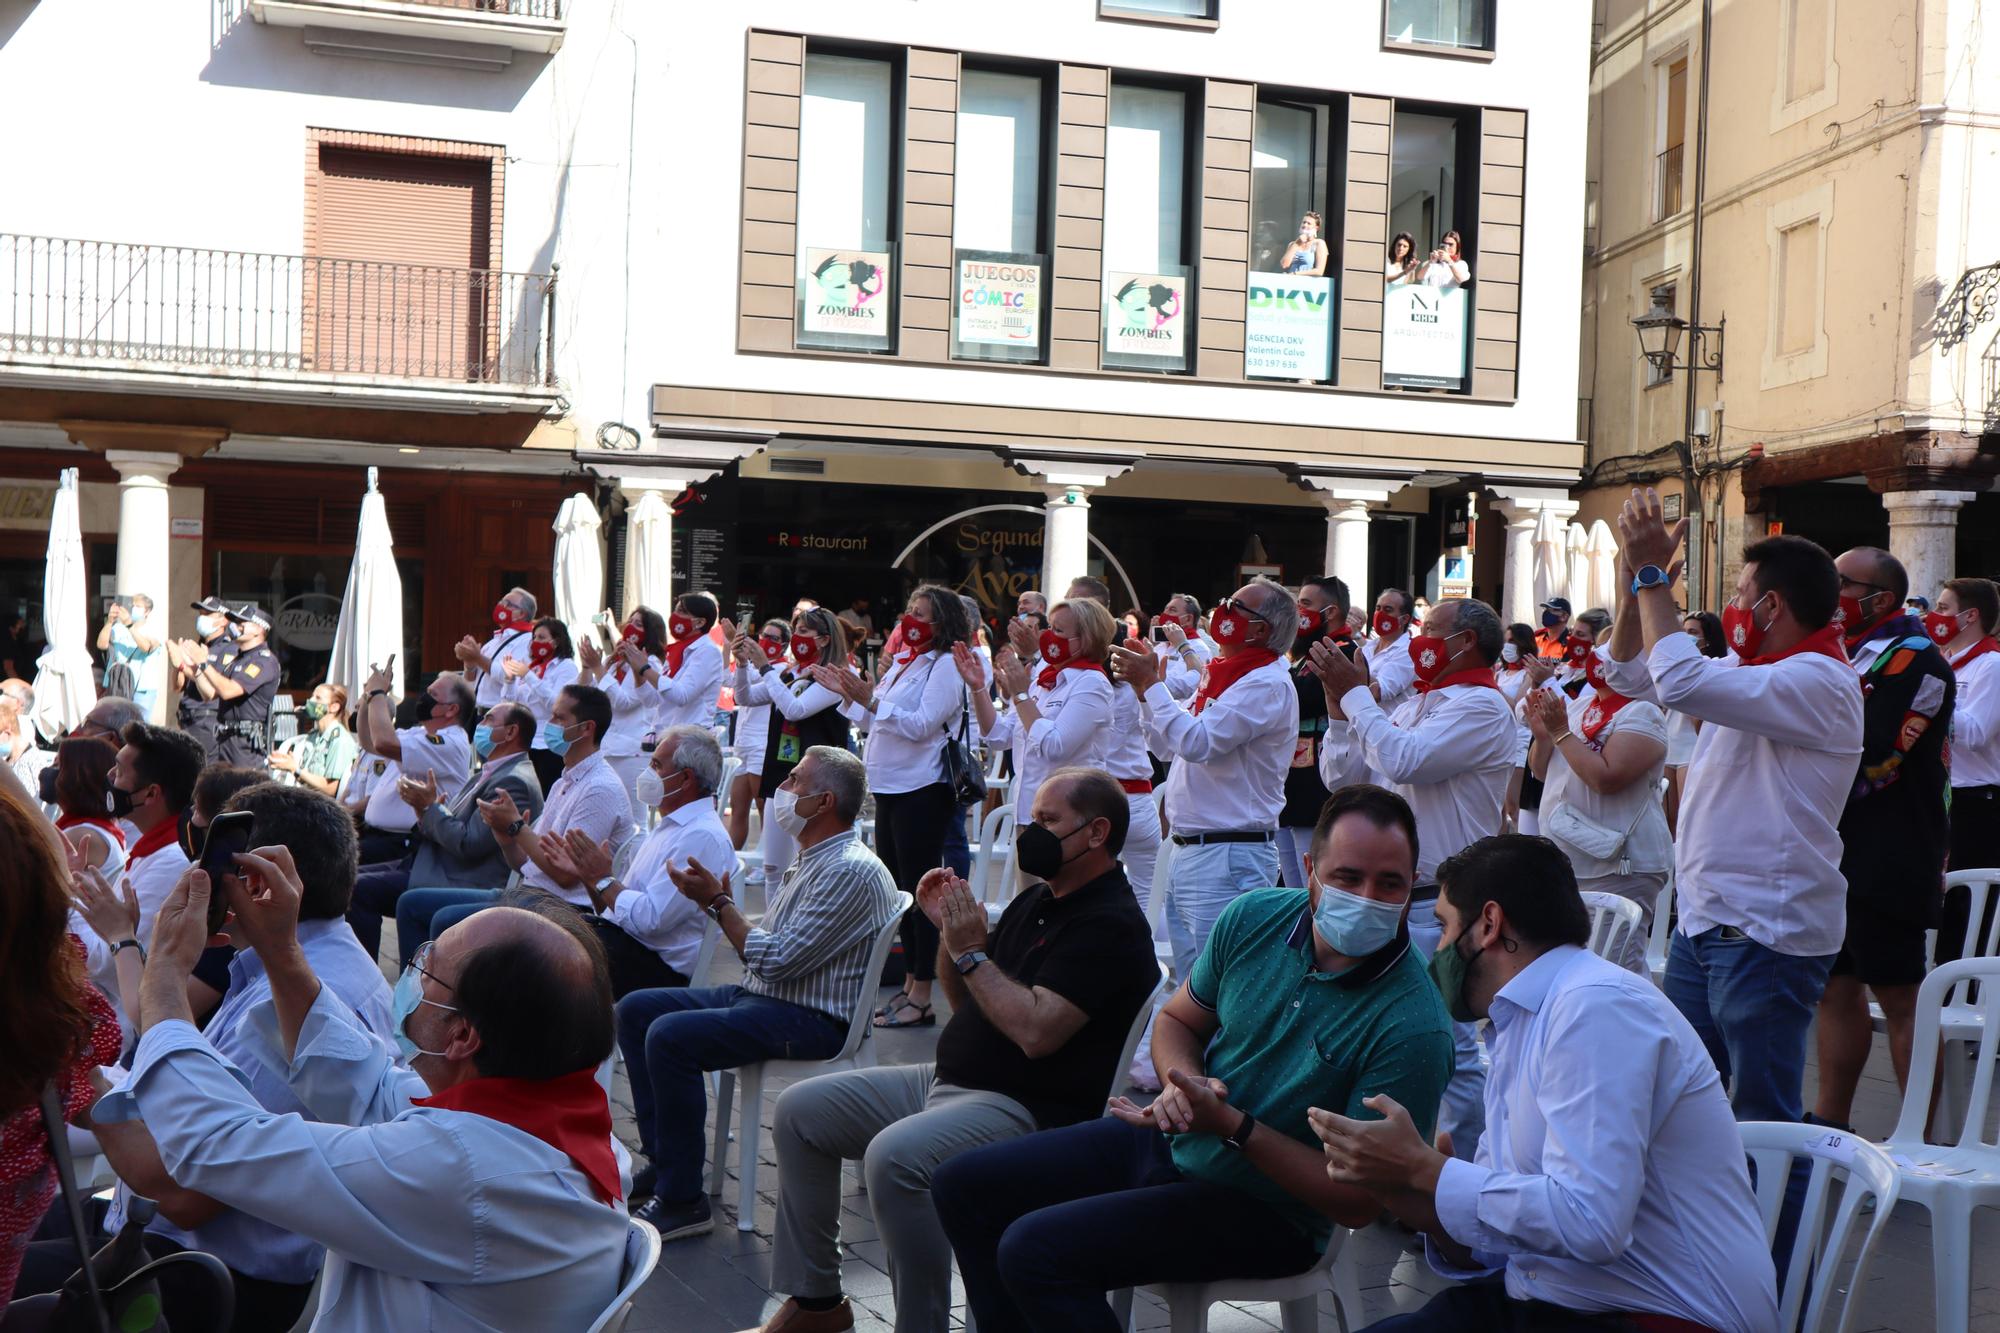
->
[212,550,425,693]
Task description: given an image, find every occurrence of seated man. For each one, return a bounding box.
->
[755,767,1161,1333]
[347,701,545,967]
[95,855,629,1333]
[1319,835,1777,1333]
[932,785,1453,1333]
[544,724,736,998]
[351,666,476,868]
[85,783,397,1332]
[617,745,902,1241]
[401,683,631,947]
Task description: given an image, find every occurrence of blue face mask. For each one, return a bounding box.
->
[541,721,577,756]
[390,964,458,1062]
[472,724,496,759]
[1310,874,1405,959]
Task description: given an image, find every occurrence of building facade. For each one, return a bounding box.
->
[1579,0,2000,610]
[0,0,1591,702]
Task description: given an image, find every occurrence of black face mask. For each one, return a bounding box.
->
[1016,819,1090,882]
[106,781,141,819]
[37,765,59,805]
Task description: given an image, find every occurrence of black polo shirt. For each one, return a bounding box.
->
[934,864,1160,1129]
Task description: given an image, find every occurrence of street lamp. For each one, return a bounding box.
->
[1630,287,1724,380]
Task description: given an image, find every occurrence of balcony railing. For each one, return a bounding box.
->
[1656,144,1685,221]
[401,0,563,14]
[0,234,555,389]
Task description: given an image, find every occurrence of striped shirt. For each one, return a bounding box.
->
[740,828,900,1021]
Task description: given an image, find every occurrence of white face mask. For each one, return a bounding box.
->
[635,767,667,810]
[771,786,815,837]
[1500,643,1521,664]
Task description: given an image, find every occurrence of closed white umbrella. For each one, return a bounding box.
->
[29,468,96,738]
[326,467,405,701]
[1584,520,1621,612]
[551,494,603,652]
[624,487,672,617]
[1565,523,1592,611]
[1532,506,1567,608]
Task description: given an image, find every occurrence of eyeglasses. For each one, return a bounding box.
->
[1840,576,1892,595]
[1216,596,1271,624]
[409,941,454,993]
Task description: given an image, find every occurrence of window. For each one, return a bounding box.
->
[1762,182,1831,388]
[1382,108,1472,391]
[1645,283,1677,387]
[796,51,897,352]
[1777,224,1819,354]
[1102,82,1193,372]
[1251,99,1333,275]
[953,68,1048,363]
[1656,57,1687,222]
[1773,0,1837,125]
[1247,97,1337,382]
[1385,0,1493,51]
[1100,0,1219,21]
[1388,110,1458,266]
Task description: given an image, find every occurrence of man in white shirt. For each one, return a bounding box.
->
[1316,834,1777,1333]
[454,585,538,710]
[1110,579,1297,977]
[353,669,476,865]
[1932,576,2000,963]
[1365,588,1420,712]
[1311,596,1519,1159]
[1604,489,1861,1130]
[107,721,205,940]
[550,724,735,998]
[97,852,629,1333]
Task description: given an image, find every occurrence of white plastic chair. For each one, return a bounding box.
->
[1113,1225,1364,1333]
[715,754,742,814]
[709,891,913,1230]
[1579,891,1645,968]
[1739,1122,1901,1333]
[968,805,1016,907]
[1107,964,1172,1103]
[1868,871,1997,1114]
[583,1216,663,1333]
[1645,876,1674,986]
[1879,956,2000,1333]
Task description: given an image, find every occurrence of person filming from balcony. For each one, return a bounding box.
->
[1419,230,1471,289]
[1385,231,1420,286]
[1279,212,1329,277]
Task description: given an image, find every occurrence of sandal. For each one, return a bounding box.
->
[872,998,935,1029]
[873,989,909,1021]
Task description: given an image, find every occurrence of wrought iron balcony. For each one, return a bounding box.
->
[240,0,565,64]
[0,234,556,391]
[1656,144,1685,222]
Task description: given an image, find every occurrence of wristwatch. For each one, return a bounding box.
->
[368,688,390,699]
[592,875,616,901]
[705,895,733,921]
[1012,691,1031,707]
[111,938,146,962]
[1222,1110,1257,1151]
[1630,563,1670,595]
[505,817,527,837]
[955,949,989,976]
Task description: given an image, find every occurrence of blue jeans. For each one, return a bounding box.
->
[346,860,412,961]
[1274,826,1311,889]
[1663,926,1835,1123]
[1406,896,1487,1161]
[395,887,498,968]
[932,1117,1320,1333]
[614,984,844,1204]
[1162,840,1280,979]
[943,801,973,879]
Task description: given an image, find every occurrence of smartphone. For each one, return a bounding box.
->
[198,810,257,932]
[1150,625,1169,643]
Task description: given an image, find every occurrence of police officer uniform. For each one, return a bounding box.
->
[216,602,281,767]
[179,596,235,761]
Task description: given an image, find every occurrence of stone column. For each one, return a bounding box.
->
[106,451,180,607]
[1301,477,1396,607]
[1015,460,1134,596]
[1489,490,1579,625]
[1882,489,1975,605]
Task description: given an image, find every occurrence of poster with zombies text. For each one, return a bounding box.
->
[799,247,893,351]
[1102,271,1189,371]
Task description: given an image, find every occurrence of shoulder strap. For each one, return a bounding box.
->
[40,1082,113,1333]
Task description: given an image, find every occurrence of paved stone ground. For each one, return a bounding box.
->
[603,949,1999,1333]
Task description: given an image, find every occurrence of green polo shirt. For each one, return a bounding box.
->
[1178,888,1453,1249]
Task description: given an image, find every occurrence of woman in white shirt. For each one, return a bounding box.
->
[1525,653,1671,974]
[653,592,726,735]
[1420,229,1472,288]
[723,619,789,866]
[813,584,973,1030]
[733,607,855,885]
[577,606,669,821]
[1495,623,1540,831]
[496,617,580,743]
[1152,593,1215,701]
[1384,231,1420,286]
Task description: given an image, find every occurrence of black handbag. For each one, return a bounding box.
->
[940,689,987,807]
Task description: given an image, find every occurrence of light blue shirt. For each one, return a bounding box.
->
[111,919,396,1282]
[98,985,627,1331]
[1430,946,1779,1333]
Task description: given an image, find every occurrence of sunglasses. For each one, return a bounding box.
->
[1216,596,1271,624]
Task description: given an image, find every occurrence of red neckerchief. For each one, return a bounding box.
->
[1416,666,1502,695]
[663,637,692,676]
[1579,687,1633,743]
[1192,648,1279,714]
[1952,636,2000,672]
[57,815,127,848]
[129,819,180,860]
[1036,655,1103,691]
[413,1067,622,1206]
[1741,623,1849,667]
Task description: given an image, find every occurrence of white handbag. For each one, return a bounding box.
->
[1542,797,1652,875]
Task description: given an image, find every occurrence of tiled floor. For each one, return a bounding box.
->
[605,950,1999,1333]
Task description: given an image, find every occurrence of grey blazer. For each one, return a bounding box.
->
[407,751,546,890]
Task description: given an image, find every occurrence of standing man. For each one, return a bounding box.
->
[1812,548,1954,1127]
[1534,596,1572,660]
[455,586,539,711]
[1109,580,1297,979]
[97,594,164,722]
[107,721,205,940]
[1605,489,1861,1133]
[1310,596,1518,1159]
[170,597,236,761]
[1277,576,1350,888]
[1930,577,2000,961]
[200,603,282,767]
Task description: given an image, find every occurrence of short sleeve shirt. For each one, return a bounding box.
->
[1180,888,1454,1250]
[934,867,1160,1128]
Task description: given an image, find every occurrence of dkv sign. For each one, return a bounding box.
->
[1245,273,1334,381]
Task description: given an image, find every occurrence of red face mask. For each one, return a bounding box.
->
[898,613,935,652]
[493,602,528,631]
[1566,639,1593,665]
[1037,629,1074,667]
[1838,592,1895,639]
[1582,653,1608,692]
[1209,604,1254,646]
[1161,611,1195,632]
[529,640,556,665]
[621,624,645,646]
[758,637,785,660]
[1408,632,1459,684]
[791,637,821,668]
[1372,610,1402,639]
[668,614,696,641]
[1296,606,1324,636]
[1922,610,1965,645]
[1721,594,1772,658]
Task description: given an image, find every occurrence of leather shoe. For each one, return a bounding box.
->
[738,1297,855,1332]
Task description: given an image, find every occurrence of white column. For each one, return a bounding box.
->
[1883,489,1975,605]
[1301,477,1395,606]
[1042,484,1092,596]
[106,451,180,606]
[1489,489,1579,626]
[619,477,688,617]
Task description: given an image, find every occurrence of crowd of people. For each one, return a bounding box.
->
[3,482,1996,1333]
